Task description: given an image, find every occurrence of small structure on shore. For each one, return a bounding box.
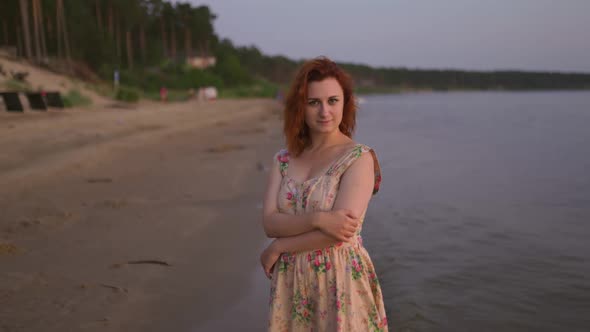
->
[186,56,216,69]
[1,91,65,112]
[197,86,217,101]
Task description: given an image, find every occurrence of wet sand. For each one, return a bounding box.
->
[0,99,281,331]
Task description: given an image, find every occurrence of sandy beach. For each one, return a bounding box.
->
[0,97,281,331]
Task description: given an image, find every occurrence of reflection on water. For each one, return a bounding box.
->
[356,91,590,331]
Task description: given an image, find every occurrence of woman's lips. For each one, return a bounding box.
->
[318,120,331,125]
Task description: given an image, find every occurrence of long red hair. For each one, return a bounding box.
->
[283,57,357,156]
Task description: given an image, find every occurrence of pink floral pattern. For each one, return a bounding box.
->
[269,144,388,331]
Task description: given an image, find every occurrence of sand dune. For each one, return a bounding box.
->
[0,55,110,107]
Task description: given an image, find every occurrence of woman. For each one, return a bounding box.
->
[260,57,388,331]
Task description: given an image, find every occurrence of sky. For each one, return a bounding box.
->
[178,0,590,73]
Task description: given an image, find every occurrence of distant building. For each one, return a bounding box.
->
[186,56,216,69]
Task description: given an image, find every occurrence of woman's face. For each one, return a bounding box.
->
[305,77,344,135]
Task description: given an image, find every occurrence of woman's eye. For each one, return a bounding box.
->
[308,100,319,106]
[328,98,338,105]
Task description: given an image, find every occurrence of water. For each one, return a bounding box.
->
[355,91,590,332]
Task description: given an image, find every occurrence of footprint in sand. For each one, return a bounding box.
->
[101,199,128,209]
[19,218,42,228]
[86,177,113,184]
[16,211,75,230]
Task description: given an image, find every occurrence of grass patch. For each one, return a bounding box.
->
[62,89,92,107]
[218,82,278,99]
[85,82,117,99]
[143,89,191,102]
[115,86,141,103]
[2,78,32,91]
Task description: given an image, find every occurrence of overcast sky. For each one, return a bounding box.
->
[179,0,590,73]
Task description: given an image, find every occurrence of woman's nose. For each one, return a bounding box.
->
[319,102,330,115]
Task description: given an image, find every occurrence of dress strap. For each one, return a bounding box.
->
[274,149,290,177]
[328,144,382,195]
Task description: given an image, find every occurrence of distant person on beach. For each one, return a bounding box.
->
[260,57,388,331]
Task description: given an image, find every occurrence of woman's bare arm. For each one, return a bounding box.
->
[262,154,363,240]
[271,151,376,253]
[261,155,318,237]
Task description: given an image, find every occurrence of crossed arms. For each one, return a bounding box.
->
[259,151,375,277]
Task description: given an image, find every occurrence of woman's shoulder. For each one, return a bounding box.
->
[273,148,290,164]
[341,142,382,195]
[273,148,290,176]
[349,142,377,156]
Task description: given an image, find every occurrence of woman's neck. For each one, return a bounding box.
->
[307,130,351,152]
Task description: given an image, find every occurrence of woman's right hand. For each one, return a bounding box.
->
[314,210,360,242]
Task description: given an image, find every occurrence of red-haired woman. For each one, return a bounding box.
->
[260,57,388,331]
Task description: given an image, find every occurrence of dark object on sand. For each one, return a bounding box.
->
[0,92,24,112]
[45,91,65,108]
[25,92,47,111]
[10,70,29,82]
[126,260,172,266]
[99,283,128,293]
[86,177,113,183]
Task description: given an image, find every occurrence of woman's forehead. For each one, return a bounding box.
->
[307,78,343,97]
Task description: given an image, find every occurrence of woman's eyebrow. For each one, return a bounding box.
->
[307,95,340,99]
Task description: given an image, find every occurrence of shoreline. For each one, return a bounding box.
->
[0,99,282,331]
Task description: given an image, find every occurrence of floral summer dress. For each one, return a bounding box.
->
[268,144,388,331]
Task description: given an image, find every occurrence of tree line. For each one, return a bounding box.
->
[1,0,589,94]
[1,0,216,69]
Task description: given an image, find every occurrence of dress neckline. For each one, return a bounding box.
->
[284,143,362,184]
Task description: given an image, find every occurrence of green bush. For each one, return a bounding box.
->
[115,86,141,103]
[176,68,224,90]
[62,89,92,107]
[109,66,225,95]
[214,53,252,87]
[218,79,278,98]
[2,79,31,91]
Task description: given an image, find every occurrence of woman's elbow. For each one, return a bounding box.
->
[263,228,276,238]
[262,217,276,238]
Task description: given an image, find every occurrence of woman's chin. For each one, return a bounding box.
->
[311,126,337,134]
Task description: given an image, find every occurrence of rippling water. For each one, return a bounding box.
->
[356,91,590,332]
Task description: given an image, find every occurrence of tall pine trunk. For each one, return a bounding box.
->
[40,13,48,59]
[139,24,146,64]
[170,22,176,60]
[108,1,113,35]
[2,19,8,46]
[46,14,53,53]
[57,0,71,66]
[32,0,42,63]
[96,0,103,32]
[160,17,167,57]
[36,0,48,59]
[19,0,33,59]
[126,29,133,69]
[56,1,62,59]
[115,16,121,62]
[16,27,23,56]
[184,28,191,60]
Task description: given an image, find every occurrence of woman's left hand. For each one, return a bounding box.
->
[260,240,281,279]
